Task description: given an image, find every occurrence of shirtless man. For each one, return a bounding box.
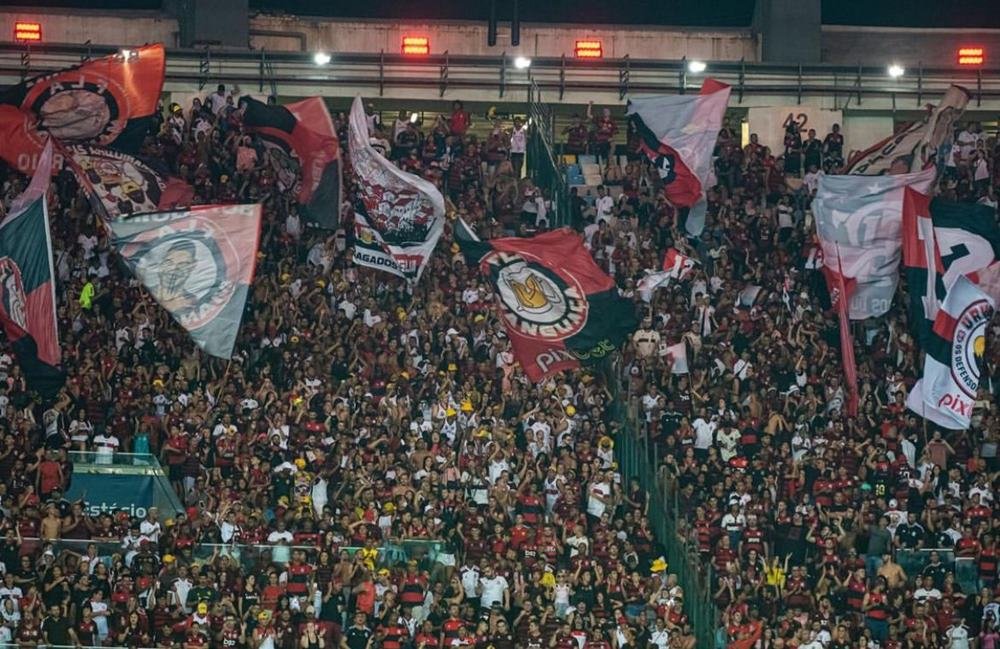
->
[876,552,907,590]
[40,504,63,541]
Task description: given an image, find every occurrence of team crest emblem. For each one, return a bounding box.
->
[485,251,587,340]
[0,258,27,330]
[951,298,992,398]
[654,153,676,183]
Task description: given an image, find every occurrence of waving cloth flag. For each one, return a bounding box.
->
[0,44,165,175]
[348,95,444,282]
[239,96,341,228]
[460,228,637,381]
[110,205,262,359]
[64,144,194,220]
[902,188,1000,347]
[0,142,65,399]
[845,85,969,175]
[813,167,936,320]
[906,270,997,429]
[637,248,697,302]
[627,79,731,236]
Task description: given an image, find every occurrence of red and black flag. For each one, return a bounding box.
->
[63,144,194,220]
[0,143,65,399]
[239,95,342,228]
[626,79,731,236]
[459,227,638,381]
[0,44,165,175]
[902,188,1000,348]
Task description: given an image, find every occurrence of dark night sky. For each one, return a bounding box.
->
[4,0,1000,29]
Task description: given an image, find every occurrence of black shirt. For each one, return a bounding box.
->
[344,625,372,649]
[42,614,72,645]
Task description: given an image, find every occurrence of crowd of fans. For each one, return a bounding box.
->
[0,78,995,649]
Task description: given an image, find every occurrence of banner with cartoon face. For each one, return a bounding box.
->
[0,44,165,175]
[64,144,194,220]
[348,96,444,283]
[110,204,263,359]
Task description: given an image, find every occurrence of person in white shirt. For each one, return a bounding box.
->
[945,619,971,649]
[691,409,717,457]
[913,576,942,603]
[92,431,120,464]
[477,565,509,610]
[595,186,614,224]
[510,117,527,176]
[586,473,613,519]
[139,508,161,543]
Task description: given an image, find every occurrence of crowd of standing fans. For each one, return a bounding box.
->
[0,83,996,649]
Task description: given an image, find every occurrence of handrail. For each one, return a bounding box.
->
[0,43,997,105]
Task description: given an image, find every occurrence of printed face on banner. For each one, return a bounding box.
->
[71,146,164,215]
[352,153,435,245]
[120,215,245,331]
[486,250,588,341]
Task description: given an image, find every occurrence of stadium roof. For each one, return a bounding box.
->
[11,0,1000,30]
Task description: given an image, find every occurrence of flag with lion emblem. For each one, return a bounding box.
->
[459,228,637,381]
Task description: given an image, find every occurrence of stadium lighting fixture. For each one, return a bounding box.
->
[514,56,532,69]
[313,52,331,65]
[118,48,138,61]
[574,40,603,58]
[402,36,430,56]
[687,60,707,74]
[409,112,419,124]
[958,46,985,66]
[887,63,905,78]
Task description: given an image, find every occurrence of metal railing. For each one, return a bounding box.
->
[527,80,571,227]
[604,356,719,647]
[1,42,999,106]
[19,536,446,571]
[68,451,160,467]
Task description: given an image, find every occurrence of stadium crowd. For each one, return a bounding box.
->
[0,83,996,649]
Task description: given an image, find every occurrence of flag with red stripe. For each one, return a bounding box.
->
[627,79,730,236]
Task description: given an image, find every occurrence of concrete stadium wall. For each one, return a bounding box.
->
[247,15,758,61]
[822,26,1000,68]
[0,8,179,47]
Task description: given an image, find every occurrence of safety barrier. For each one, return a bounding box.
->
[604,356,720,647]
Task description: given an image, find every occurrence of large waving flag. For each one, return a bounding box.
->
[902,189,1000,347]
[239,96,341,228]
[64,144,194,220]
[907,269,997,429]
[845,85,969,175]
[813,167,936,320]
[627,79,731,236]
[459,228,637,381]
[348,95,444,282]
[110,205,262,359]
[0,44,165,174]
[0,142,65,399]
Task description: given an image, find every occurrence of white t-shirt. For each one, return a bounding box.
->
[595,195,614,223]
[587,481,611,518]
[692,418,716,450]
[460,566,480,598]
[478,575,508,608]
[139,520,162,543]
[510,125,527,154]
[93,434,120,456]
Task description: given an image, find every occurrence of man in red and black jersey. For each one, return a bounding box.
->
[285,550,314,599]
[216,616,245,649]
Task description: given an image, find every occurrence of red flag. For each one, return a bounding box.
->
[0,44,165,174]
[823,248,859,416]
[459,229,638,381]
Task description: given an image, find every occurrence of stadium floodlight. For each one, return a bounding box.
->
[514,56,532,70]
[409,112,419,124]
[887,63,905,78]
[313,52,331,66]
[687,60,707,74]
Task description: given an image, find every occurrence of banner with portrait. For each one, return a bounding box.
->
[110,204,263,359]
